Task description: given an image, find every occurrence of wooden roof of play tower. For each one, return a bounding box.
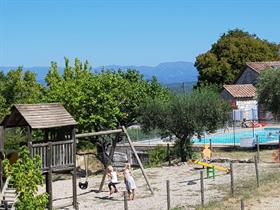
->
[0,103,77,129]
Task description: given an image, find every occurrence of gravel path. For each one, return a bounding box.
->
[37,162,280,210]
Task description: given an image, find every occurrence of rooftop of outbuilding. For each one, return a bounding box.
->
[223,84,256,99]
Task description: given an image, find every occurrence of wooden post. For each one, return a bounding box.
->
[72,129,78,209]
[241,199,244,210]
[99,136,117,192]
[122,126,154,195]
[200,171,204,206]
[0,126,4,190]
[233,113,236,147]
[209,139,212,151]
[3,200,8,210]
[45,173,49,195]
[0,159,2,191]
[47,171,53,210]
[0,126,4,152]
[278,134,280,162]
[166,180,170,210]
[252,119,255,137]
[256,135,260,162]
[124,191,128,210]
[167,144,171,166]
[230,162,234,197]
[27,126,32,151]
[254,156,260,187]
[47,142,53,210]
[44,129,49,141]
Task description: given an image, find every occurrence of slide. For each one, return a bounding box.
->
[189,160,230,174]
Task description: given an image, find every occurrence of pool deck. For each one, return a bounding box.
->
[125,125,280,149]
[118,140,280,150]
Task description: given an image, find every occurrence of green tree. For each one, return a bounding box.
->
[257,68,280,120]
[44,58,168,164]
[5,67,43,104]
[45,61,62,86]
[0,68,44,150]
[0,67,43,119]
[0,71,9,119]
[195,29,280,87]
[140,86,230,162]
[44,58,168,132]
[3,147,48,210]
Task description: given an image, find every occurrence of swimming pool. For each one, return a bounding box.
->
[192,127,280,145]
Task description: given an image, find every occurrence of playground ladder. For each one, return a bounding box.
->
[0,177,17,210]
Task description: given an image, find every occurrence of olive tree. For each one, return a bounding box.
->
[140,86,230,162]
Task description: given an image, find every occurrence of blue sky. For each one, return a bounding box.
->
[1,0,280,67]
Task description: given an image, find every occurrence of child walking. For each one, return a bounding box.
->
[107,165,118,196]
[123,163,136,200]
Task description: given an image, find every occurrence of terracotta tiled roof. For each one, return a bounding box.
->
[223,84,256,98]
[246,61,280,74]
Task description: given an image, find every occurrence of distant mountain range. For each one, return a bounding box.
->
[0,61,198,85]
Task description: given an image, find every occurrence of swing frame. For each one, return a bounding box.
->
[76,126,154,195]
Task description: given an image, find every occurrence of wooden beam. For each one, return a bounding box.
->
[47,142,53,210]
[72,129,78,210]
[27,126,32,153]
[0,126,4,189]
[0,126,3,190]
[27,126,32,141]
[0,126,4,152]
[76,129,123,138]
[98,136,118,192]
[122,126,154,195]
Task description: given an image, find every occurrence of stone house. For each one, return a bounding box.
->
[221,84,257,120]
[221,61,280,121]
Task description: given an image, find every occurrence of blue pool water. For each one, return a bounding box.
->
[192,127,280,145]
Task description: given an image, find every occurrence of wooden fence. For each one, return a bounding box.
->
[29,140,74,171]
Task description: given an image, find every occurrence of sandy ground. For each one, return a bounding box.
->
[245,196,280,210]
[37,161,280,210]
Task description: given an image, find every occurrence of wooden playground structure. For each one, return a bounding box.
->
[0,103,153,210]
[0,103,78,209]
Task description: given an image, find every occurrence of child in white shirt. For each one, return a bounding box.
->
[107,165,118,196]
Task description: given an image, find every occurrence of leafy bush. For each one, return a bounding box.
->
[171,139,194,161]
[147,145,167,167]
[3,146,48,210]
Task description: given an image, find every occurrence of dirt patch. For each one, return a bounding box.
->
[36,160,279,210]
